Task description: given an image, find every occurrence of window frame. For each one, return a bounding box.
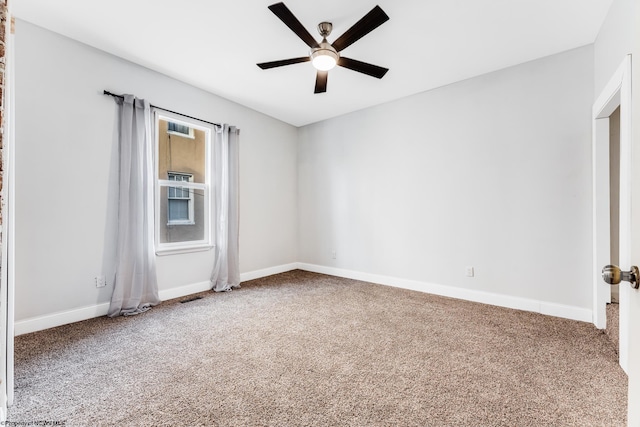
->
[153,109,213,256]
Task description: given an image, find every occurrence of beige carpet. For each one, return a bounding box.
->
[606,302,620,354]
[8,271,627,426]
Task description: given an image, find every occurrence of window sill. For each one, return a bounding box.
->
[156,244,213,256]
[166,221,196,226]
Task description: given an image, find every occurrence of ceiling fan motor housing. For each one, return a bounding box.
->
[317,21,333,37]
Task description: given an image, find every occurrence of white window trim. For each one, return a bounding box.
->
[155,243,213,257]
[154,110,213,255]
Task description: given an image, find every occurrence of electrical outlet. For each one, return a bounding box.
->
[465,266,474,277]
[332,250,337,259]
[95,275,106,288]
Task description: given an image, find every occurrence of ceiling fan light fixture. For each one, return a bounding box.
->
[257,3,390,93]
[310,41,339,71]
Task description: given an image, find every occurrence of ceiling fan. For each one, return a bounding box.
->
[257,2,390,94]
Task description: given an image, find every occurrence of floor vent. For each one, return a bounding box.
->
[180,296,203,304]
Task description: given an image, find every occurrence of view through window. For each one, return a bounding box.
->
[155,111,212,254]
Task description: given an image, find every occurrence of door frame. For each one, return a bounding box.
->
[592,54,632,373]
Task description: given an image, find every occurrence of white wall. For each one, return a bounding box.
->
[593,0,633,96]
[298,46,594,311]
[14,20,298,322]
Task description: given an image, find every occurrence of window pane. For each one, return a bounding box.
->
[159,186,205,244]
[168,173,191,199]
[168,199,189,221]
[158,119,206,183]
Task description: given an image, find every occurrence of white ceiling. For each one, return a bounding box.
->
[14,0,612,127]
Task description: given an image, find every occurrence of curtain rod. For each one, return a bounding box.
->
[103,90,221,128]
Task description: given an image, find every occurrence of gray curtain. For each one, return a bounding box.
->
[108,95,160,316]
[211,124,240,292]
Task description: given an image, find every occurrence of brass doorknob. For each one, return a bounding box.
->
[602,264,640,289]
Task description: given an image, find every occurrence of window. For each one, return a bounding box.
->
[167,172,194,225]
[167,121,195,138]
[154,111,212,255]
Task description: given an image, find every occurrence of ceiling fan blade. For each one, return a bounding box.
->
[331,5,389,52]
[268,2,319,49]
[314,71,328,94]
[338,57,389,79]
[257,57,310,69]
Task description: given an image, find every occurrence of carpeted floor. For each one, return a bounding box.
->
[8,270,627,426]
[606,302,620,355]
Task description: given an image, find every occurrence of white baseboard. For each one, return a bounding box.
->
[296,263,593,323]
[14,262,592,335]
[240,263,298,282]
[14,263,299,336]
[158,281,211,301]
[15,302,110,336]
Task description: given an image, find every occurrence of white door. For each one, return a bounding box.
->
[629,278,640,424]
[593,55,631,372]
[627,42,640,425]
[594,53,640,425]
[629,275,640,423]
